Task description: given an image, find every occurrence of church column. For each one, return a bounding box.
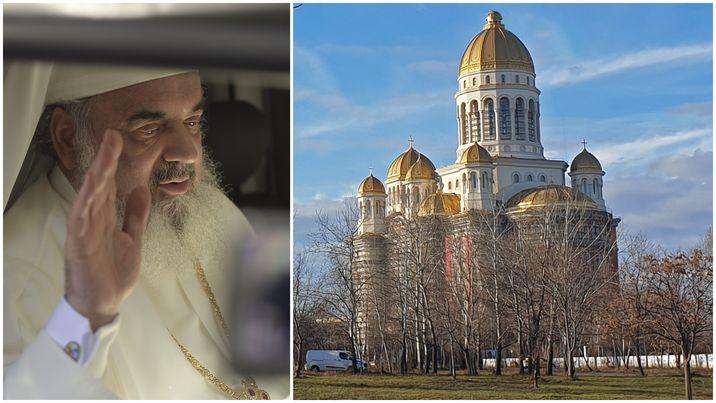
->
[509,105,516,141]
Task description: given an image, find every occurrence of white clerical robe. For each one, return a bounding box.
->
[3,166,288,399]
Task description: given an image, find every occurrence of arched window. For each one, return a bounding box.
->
[462,173,467,193]
[593,179,599,197]
[471,172,477,189]
[527,76,530,85]
[366,201,372,218]
[515,75,519,83]
[513,173,520,184]
[483,98,496,140]
[481,172,488,189]
[515,98,526,140]
[527,174,533,182]
[460,103,469,144]
[540,175,546,183]
[499,97,511,140]
[456,179,460,191]
[472,77,477,86]
[581,178,588,194]
[470,100,480,142]
[528,99,536,142]
[486,75,491,84]
[501,74,506,84]
[463,80,466,89]
[448,182,452,190]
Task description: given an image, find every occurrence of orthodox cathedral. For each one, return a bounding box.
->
[355,10,612,235]
[349,10,619,365]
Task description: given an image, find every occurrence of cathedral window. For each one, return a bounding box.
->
[456,179,460,191]
[527,76,530,85]
[527,174,533,182]
[448,182,452,190]
[515,75,519,83]
[513,173,520,184]
[515,98,526,140]
[472,77,477,86]
[481,172,488,189]
[499,97,511,140]
[461,103,469,144]
[528,99,536,142]
[463,80,466,89]
[486,75,491,84]
[470,100,480,142]
[483,98,496,140]
[581,178,588,194]
[471,172,477,189]
[501,74,506,84]
[540,175,546,182]
[593,179,600,197]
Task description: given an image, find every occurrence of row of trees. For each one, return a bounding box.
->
[293,200,712,399]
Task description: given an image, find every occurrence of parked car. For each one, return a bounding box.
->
[305,350,368,372]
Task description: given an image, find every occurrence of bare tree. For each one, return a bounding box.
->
[309,200,367,373]
[641,249,713,399]
[293,249,323,377]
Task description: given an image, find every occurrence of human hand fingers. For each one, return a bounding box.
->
[86,130,123,218]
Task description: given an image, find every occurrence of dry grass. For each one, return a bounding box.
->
[293,368,713,400]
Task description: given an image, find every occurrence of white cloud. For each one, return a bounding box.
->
[540,43,712,87]
[591,128,712,167]
[296,90,449,138]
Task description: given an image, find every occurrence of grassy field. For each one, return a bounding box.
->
[293,368,713,400]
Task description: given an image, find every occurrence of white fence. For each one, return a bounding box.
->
[481,354,712,370]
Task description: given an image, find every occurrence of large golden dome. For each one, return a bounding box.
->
[387,146,436,181]
[405,155,436,181]
[357,174,386,195]
[570,148,603,172]
[418,191,461,217]
[458,11,535,77]
[505,185,597,212]
[458,142,493,164]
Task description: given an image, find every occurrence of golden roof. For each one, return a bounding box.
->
[570,148,603,172]
[458,11,535,77]
[458,142,493,164]
[357,174,386,195]
[386,146,436,181]
[505,185,597,212]
[405,155,436,181]
[418,191,462,217]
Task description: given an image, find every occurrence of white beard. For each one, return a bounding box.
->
[138,168,227,292]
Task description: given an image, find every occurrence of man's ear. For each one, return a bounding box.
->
[49,107,78,172]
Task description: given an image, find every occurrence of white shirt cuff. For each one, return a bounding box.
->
[44,297,116,366]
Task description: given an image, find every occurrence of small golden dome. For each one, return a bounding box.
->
[458,11,535,77]
[405,155,436,181]
[570,148,603,172]
[387,146,436,181]
[357,174,386,195]
[418,191,462,217]
[458,142,493,164]
[505,185,597,212]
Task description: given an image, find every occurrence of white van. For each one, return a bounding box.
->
[305,350,368,372]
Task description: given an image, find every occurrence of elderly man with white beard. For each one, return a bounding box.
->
[3,64,281,399]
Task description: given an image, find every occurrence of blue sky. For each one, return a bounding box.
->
[294,3,713,251]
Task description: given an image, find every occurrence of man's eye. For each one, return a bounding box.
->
[136,125,160,137]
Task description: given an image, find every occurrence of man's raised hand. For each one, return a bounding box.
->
[65,130,151,331]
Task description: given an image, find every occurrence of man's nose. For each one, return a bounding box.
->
[162,122,199,164]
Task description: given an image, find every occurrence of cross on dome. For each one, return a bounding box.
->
[581,139,588,150]
[408,136,415,148]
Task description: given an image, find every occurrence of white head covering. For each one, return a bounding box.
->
[3,61,191,209]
